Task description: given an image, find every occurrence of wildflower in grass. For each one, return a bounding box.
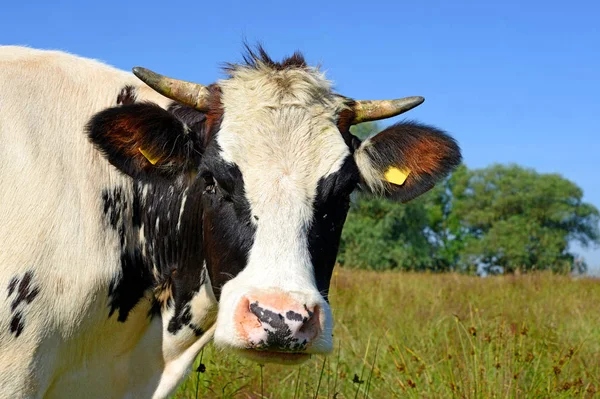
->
[586,384,596,396]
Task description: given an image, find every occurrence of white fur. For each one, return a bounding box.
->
[213,61,348,353]
[177,188,189,231]
[0,46,216,398]
[353,138,388,194]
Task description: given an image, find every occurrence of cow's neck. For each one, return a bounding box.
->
[136,178,218,388]
[135,178,211,323]
[104,175,214,323]
[99,176,217,396]
[136,180,201,282]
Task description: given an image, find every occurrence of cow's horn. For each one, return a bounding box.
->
[132,67,210,111]
[352,96,425,124]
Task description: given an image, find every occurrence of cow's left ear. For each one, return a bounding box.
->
[87,102,202,180]
[354,121,461,202]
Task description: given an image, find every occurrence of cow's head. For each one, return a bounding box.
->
[88,47,461,364]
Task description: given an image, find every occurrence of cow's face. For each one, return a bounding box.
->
[202,61,356,361]
[88,48,461,364]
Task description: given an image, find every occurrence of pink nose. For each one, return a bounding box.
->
[235,292,321,352]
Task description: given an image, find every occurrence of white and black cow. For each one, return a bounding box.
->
[0,45,461,398]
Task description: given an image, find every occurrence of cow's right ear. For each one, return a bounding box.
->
[87,103,202,180]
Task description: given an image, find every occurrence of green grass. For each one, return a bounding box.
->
[173,268,600,398]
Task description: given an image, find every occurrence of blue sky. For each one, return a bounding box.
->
[3,0,599,269]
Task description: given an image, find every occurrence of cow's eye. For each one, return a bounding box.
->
[202,172,216,194]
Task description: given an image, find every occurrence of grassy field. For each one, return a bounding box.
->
[173,268,600,398]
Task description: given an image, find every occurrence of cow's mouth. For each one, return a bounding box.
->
[239,349,311,365]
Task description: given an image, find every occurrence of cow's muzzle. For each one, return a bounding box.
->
[230,291,325,364]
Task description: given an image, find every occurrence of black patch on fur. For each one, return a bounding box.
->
[10,311,24,337]
[7,276,18,297]
[101,186,153,322]
[200,147,256,300]
[308,156,360,299]
[108,250,153,322]
[6,271,39,337]
[164,298,197,334]
[189,323,204,337]
[117,85,137,105]
[168,303,192,334]
[131,184,142,228]
[10,271,40,312]
[103,187,123,229]
[102,187,128,247]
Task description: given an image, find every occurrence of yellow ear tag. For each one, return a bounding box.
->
[384,166,411,186]
[138,147,161,165]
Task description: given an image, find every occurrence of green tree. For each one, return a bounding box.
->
[338,194,434,270]
[449,164,599,274]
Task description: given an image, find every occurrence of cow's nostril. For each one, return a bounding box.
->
[298,305,319,335]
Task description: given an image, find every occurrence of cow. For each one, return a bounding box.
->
[0,45,461,398]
